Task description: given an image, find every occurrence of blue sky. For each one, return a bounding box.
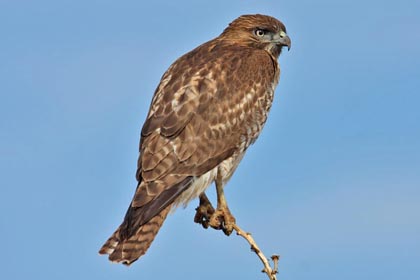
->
[1,1,419,279]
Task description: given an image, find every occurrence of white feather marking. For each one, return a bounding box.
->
[173,167,218,208]
[171,153,245,210]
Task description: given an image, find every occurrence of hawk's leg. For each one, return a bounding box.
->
[194,193,215,229]
[209,177,236,236]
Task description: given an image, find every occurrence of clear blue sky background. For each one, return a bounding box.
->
[1,1,419,279]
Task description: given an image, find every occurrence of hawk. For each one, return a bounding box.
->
[99,14,291,265]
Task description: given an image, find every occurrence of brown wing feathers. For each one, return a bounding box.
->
[99,51,270,264]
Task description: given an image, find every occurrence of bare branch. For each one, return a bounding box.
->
[232,223,279,280]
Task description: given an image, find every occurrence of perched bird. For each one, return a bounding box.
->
[99,14,291,265]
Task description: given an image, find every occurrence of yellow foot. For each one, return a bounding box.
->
[209,207,236,236]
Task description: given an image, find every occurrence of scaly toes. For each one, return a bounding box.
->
[209,208,236,236]
[209,210,223,230]
[222,212,236,236]
[194,203,215,229]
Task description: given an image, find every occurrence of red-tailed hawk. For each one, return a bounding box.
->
[99,14,291,265]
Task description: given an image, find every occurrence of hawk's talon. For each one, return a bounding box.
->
[209,208,236,236]
[194,197,215,229]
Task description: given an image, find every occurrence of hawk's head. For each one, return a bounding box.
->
[220,14,291,58]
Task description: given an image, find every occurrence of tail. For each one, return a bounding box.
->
[99,204,172,265]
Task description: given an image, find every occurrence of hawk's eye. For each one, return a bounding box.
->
[255,29,266,37]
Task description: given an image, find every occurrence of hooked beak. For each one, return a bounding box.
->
[273,31,291,51]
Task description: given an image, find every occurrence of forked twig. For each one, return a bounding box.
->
[232,224,280,280]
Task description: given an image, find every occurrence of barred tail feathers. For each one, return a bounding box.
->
[99,204,172,265]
